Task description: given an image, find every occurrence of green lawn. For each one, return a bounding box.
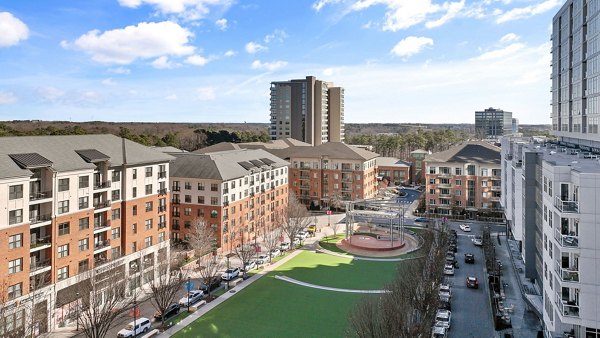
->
[172,250,398,338]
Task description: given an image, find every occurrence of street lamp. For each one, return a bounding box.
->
[186,276,191,312]
[75,292,80,331]
[130,262,138,332]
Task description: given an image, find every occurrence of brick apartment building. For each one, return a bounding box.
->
[168,149,289,252]
[376,157,411,186]
[287,142,378,208]
[424,141,502,218]
[0,135,173,334]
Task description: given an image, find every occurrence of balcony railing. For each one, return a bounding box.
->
[93,200,111,210]
[30,236,51,248]
[439,183,451,188]
[30,259,51,273]
[30,191,52,201]
[171,199,181,205]
[554,229,579,248]
[94,239,110,250]
[299,185,310,190]
[30,214,51,225]
[341,166,353,172]
[341,186,352,192]
[554,196,579,213]
[438,172,452,178]
[555,293,580,317]
[554,261,579,282]
[172,212,180,217]
[158,205,166,212]
[158,171,167,179]
[439,193,451,198]
[94,221,111,230]
[299,164,311,169]
[172,186,181,192]
[158,222,166,229]
[93,181,111,190]
[299,175,310,179]
[491,185,501,191]
[157,188,167,195]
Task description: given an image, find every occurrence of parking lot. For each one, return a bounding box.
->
[444,222,495,338]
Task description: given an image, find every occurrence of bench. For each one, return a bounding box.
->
[142,329,160,338]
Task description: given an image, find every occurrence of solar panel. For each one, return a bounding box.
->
[260,158,275,165]
[75,149,110,163]
[249,159,265,167]
[8,153,53,169]
[238,161,256,170]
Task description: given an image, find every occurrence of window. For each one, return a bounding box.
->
[185,182,192,190]
[132,223,137,234]
[9,209,22,225]
[548,180,553,196]
[112,190,120,201]
[132,241,137,253]
[198,183,205,191]
[429,167,436,174]
[467,165,475,175]
[112,170,121,182]
[8,185,23,200]
[58,222,70,236]
[79,217,89,230]
[184,207,191,216]
[481,181,488,187]
[481,169,488,176]
[79,176,89,189]
[210,210,218,218]
[8,283,22,300]
[58,178,70,192]
[133,169,137,179]
[211,183,218,192]
[79,197,89,210]
[58,244,69,258]
[79,238,89,251]
[144,236,153,248]
[58,200,69,214]
[197,209,204,217]
[211,197,218,205]
[111,247,121,259]
[455,180,462,186]
[112,227,121,240]
[185,195,191,203]
[133,205,137,216]
[8,258,22,274]
[455,190,462,196]
[543,177,547,193]
[8,234,22,249]
[57,266,69,280]
[132,187,137,198]
[112,208,121,220]
[198,196,205,204]
[145,219,153,230]
[429,189,435,194]
[158,232,166,243]
[455,168,462,175]
[145,184,152,195]
[429,178,435,185]
[79,259,89,273]
[145,167,153,177]
[145,201,153,212]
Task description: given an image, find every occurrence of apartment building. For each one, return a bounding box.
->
[169,149,289,252]
[424,141,502,218]
[475,107,513,139]
[0,135,173,335]
[376,157,411,186]
[288,142,378,208]
[269,76,344,146]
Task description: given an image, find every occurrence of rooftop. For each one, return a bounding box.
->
[376,157,411,167]
[518,141,600,174]
[425,141,501,164]
[289,142,379,161]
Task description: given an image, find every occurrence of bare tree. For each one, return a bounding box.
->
[147,255,187,331]
[262,224,282,263]
[331,221,341,240]
[197,254,224,300]
[233,228,256,279]
[76,262,132,338]
[187,217,218,259]
[278,192,312,247]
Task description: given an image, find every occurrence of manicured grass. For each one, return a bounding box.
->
[172,251,396,338]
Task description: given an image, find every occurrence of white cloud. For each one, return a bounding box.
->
[471,42,525,61]
[215,18,228,30]
[185,54,210,66]
[496,0,562,23]
[151,56,179,69]
[165,94,178,100]
[500,33,520,43]
[245,41,267,54]
[63,21,195,64]
[197,87,216,100]
[102,78,117,86]
[0,91,17,104]
[264,29,288,43]
[425,0,465,28]
[312,0,340,11]
[37,87,65,103]
[323,67,343,76]
[390,36,434,58]
[251,60,288,71]
[118,0,234,21]
[108,67,131,74]
[224,50,237,57]
[0,12,29,47]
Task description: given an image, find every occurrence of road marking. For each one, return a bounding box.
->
[275,275,390,294]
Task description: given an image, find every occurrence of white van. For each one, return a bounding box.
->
[117,317,151,337]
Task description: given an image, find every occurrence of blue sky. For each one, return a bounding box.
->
[0,0,563,124]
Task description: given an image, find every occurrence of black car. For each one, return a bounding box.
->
[439,300,451,311]
[154,303,180,321]
[449,244,457,253]
[464,253,475,264]
[200,279,222,293]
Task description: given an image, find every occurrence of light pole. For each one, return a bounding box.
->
[187,276,191,312]
[131,262,138,332]
[75,292,80,331]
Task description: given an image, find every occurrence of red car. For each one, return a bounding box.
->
[466,276,479,289]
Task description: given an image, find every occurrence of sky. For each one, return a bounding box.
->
[0,0,564,124]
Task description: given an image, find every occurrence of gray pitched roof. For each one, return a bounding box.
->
[0,134,175,180]
[194,143,241,154]
[289,142,379,161]
[152,146,186,153]
[170,149,289,181]
[425,141,501,164]
[376,157,411,167]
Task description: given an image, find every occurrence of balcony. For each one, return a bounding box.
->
[341,166,353,172]
[30,214,51,226]
[555,293,580,317]
[249,180,255,186]
[299,185,310,190]
[157,188,167,196]
[299,164,311,170]
[514,161,523,168]
[341,186,352,192]
[439,193,451,198]
[30,236,51,251]
[223,188,229,194]
[94,239,111,253]
[554,229,579,248]
[554,196,579,213]
[299,175,310,180]
[554,261,579,283]
[158,171,167,179]
[30,190,52,202]
[158,222,166,229]
[223,215,229,221]
[172,186,181,192]
[171,199,181,205]
[158,205,167,213]
[438,183,451,188]
[491,185,501,191]
[93,200,111,210]
[172,212,180,217]
[94,221,111,233]
[223,201,229,206]
[29,259,51,275]
[438,172,452,178]
[93,181,111,190]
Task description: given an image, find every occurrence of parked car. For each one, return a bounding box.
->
[464,253,475,264]
[270,248,281,257]
[443,264,455,276]
[280,242,290,250]
[154,303,180,321]
[445,255,457,266]
[307,224,317,233]
[448,244,457,253]
[459,224,471,232]
[256,254,269,264]
[297,231,308,240]
[472,236,483,246]
[438,300,452,311]
[221,267,240,281]
[242,260,256,272]
[179,290,205,307]
[415,217,429,222]
[199,279,222,293]
[466,276,479,289]
[292,238,300,246]
[435,309,452,330]
[117,317,151,338]
[431,324,448,338]
[438,284,451,301]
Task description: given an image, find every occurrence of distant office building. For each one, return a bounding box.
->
[269,76,344,146]
[512,118,519,134]
[475,107,513,138]
[410,149,428,185]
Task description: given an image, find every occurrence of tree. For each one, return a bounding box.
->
[233,227,256,279]
[187,217,217,259]
[331,221,341,240]
[197,254,224,300]
[147,254,187,331]
[76,262,132,338]
[262,224,283,263]
[278,192,312,247]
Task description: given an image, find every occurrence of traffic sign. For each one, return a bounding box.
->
[184,281,194,292]
[326,210,332,215]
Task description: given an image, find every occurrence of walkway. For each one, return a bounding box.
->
[274,275,389,294]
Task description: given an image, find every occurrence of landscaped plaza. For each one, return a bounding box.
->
[171,226,430,338]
